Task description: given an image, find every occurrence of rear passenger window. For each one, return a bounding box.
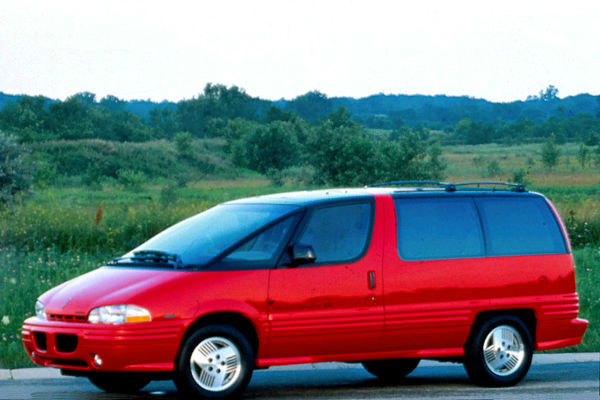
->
[475,197,567,256]
[394,197,484,260]
[298,203,372,264]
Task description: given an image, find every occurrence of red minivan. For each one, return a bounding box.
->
[22,182,588,398]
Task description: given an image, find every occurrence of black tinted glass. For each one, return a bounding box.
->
[475,196,567,256]
[298,203,372,264]
[129,203,298,266]
[394,197,484,260]
[221,215,298,267]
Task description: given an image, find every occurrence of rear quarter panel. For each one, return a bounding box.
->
[381,194,582,356]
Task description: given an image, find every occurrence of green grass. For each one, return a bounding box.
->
[570,246,600,352]
[443,142,600,186]
[0,248,108,368]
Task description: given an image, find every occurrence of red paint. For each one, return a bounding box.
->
[22,191,587,375]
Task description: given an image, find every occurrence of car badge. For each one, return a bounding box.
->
[62,297,72,309]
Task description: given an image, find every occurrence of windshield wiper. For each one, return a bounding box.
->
[109,250,184,269]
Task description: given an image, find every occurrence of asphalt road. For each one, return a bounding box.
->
[0,361,598,400]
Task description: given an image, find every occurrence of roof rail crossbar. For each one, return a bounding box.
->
[367,180,449,188]
[367,180,526,192]
[452,181,526,192]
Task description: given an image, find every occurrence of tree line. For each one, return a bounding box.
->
[1,84,599,146]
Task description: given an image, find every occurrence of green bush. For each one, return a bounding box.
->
[117,169,147,190]
[174,131,193,158]
[311,124,445,186]
[486,159,502,176]
[30,139,231,181]
[0,132,32,204]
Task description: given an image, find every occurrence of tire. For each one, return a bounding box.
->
[464,315,533,387]
[362,358,420,381]
[88,373,150,393]
[175,325,254,399]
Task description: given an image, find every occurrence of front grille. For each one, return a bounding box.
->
[47,314,86,323]
[33,332,47,351]
[56,334,78,353]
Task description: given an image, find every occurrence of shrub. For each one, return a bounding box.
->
[117,169,147,190]
[0,132,32,205]
[472,155,485,167]
[174,131,193,159]
[486,159,502,176]
[541,134,560,169]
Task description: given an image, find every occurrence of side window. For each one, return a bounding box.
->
[394,197,484,260]
[475,196,567,256]
[297,203,372,264]
[221,215,298,267]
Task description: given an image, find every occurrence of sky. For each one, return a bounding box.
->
[1,0,599,103]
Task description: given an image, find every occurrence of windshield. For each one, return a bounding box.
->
[125,203,299,267]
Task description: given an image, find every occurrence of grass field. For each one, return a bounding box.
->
[0,142,598,368]
[443,143,600,184]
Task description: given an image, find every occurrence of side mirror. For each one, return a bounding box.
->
[289,243,316,266]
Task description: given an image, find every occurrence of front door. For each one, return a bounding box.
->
[265,196,388,362]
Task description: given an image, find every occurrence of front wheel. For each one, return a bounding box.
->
[88,373,150,393]
[464,315,533,387]
[175,325,254,399]
[362,358,420,381]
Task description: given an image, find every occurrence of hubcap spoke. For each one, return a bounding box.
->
[487,354,506,371]
[484,347,497,364]
[504,354,519,370]
[226,354,239,373]
[219,345,237,360]
[212,371,226,388]
[196,367,215,388]
[191,349,210,368]
[198,341,218,357]
[492,329,504,348]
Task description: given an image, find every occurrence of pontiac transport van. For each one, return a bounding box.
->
[22,181,588,398]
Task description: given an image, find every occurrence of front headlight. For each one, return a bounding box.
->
[88,305,151,324]
[35,300,46,320]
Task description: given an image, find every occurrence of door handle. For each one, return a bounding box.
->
[368,270,375,290]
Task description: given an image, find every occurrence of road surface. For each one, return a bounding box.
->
[0,359,598,399]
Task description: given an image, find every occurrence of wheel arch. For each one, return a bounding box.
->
[176,311,260,364]
[466,309,536,348]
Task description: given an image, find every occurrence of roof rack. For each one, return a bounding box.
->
[367,180,450,188]
[451,181,526,192]
[367,180,526,192]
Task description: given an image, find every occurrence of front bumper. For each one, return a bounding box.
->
[22,317,185,372]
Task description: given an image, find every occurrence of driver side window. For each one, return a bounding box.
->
[297,202,372,265]
[221,215,298,268]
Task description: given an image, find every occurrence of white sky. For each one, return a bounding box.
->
[1,0,599,103]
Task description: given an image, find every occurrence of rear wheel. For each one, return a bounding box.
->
[362,358,420,381]
[88,373,150,393]
[175,325,254,399]
[464,315,533,387]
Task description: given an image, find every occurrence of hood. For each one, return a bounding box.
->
[39,266,181,316]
